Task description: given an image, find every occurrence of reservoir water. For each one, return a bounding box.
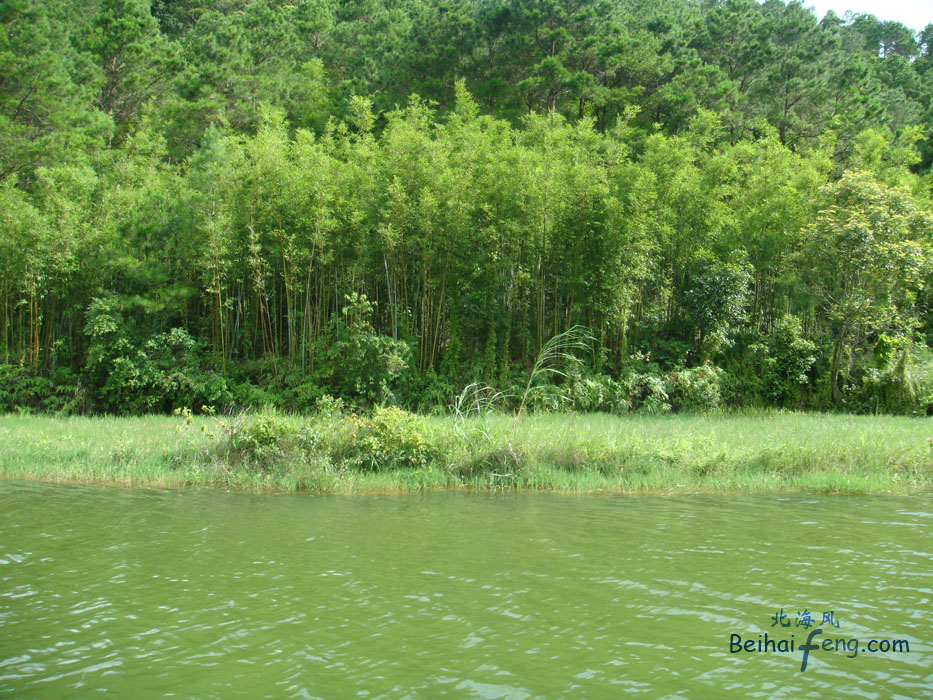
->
[1,481,930,698]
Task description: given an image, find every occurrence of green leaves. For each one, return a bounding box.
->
[3,0,933,416]
[0,0,104,183]
[79,0,177,140]
[801,170,933,402]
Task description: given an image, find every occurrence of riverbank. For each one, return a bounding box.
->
[1,411,931,494]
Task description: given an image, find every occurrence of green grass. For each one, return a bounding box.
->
[1,411,931,494]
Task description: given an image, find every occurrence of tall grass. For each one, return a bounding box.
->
[515,325,592,419]
[1,411,930,494]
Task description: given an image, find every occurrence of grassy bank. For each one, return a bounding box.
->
[1,411,931,494]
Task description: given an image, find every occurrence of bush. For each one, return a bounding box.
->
[842,342,933,415]
[220,408,309,472]
[562,367,629,414]
[82,297,231,414]
[667,364,724,411]
[680,250,752,358]
[278,364,325,412]
[620,368,670,414]
[0,362,85,414]
[618,362,725,413]
[312,294,410,405]
[0,364,53,413]
[143,329,232,412]
[215,405,436,475]
[319,406,435,471]
[408,369,459,414]
[748,316,818,406]
[455,444,526,481]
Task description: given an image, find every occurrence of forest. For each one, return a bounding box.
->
[2,0,932,417]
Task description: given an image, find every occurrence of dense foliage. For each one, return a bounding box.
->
[2,0,932,415]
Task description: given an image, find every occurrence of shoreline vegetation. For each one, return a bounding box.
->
[3,410,931,495]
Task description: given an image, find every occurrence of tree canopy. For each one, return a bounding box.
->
[2,0,932,415]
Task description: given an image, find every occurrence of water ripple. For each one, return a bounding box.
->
[0,482,929,698]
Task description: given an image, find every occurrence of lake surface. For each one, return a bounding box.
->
[1,482,930,698]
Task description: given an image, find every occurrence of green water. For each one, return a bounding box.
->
[0,483,930,698]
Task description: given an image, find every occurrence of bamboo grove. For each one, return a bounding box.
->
[1,0,932,415]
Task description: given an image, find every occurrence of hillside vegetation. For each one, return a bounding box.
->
[2,0,933,416]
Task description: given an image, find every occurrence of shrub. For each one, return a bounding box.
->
[143,329,232,412]
[321,406,435,471]
[314,393,346,417]
[680,250,752,358]
[620,369,670,414]
[562,368,629,414]
[667,364,724,411]
[215,405,435,475]
[83,296,149,413]
[220,408,308,472]
[312,294,410,405]
[756,316,818,406]
[279,365,325,412]
[83,297,231,414]
[617,362,725,413]
[843,342,933,415]
[0,364,54,413]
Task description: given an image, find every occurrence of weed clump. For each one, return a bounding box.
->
[219,408,310,472]
[320,406,436,471]
[215,404,436,475]
[455,444,526,480]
